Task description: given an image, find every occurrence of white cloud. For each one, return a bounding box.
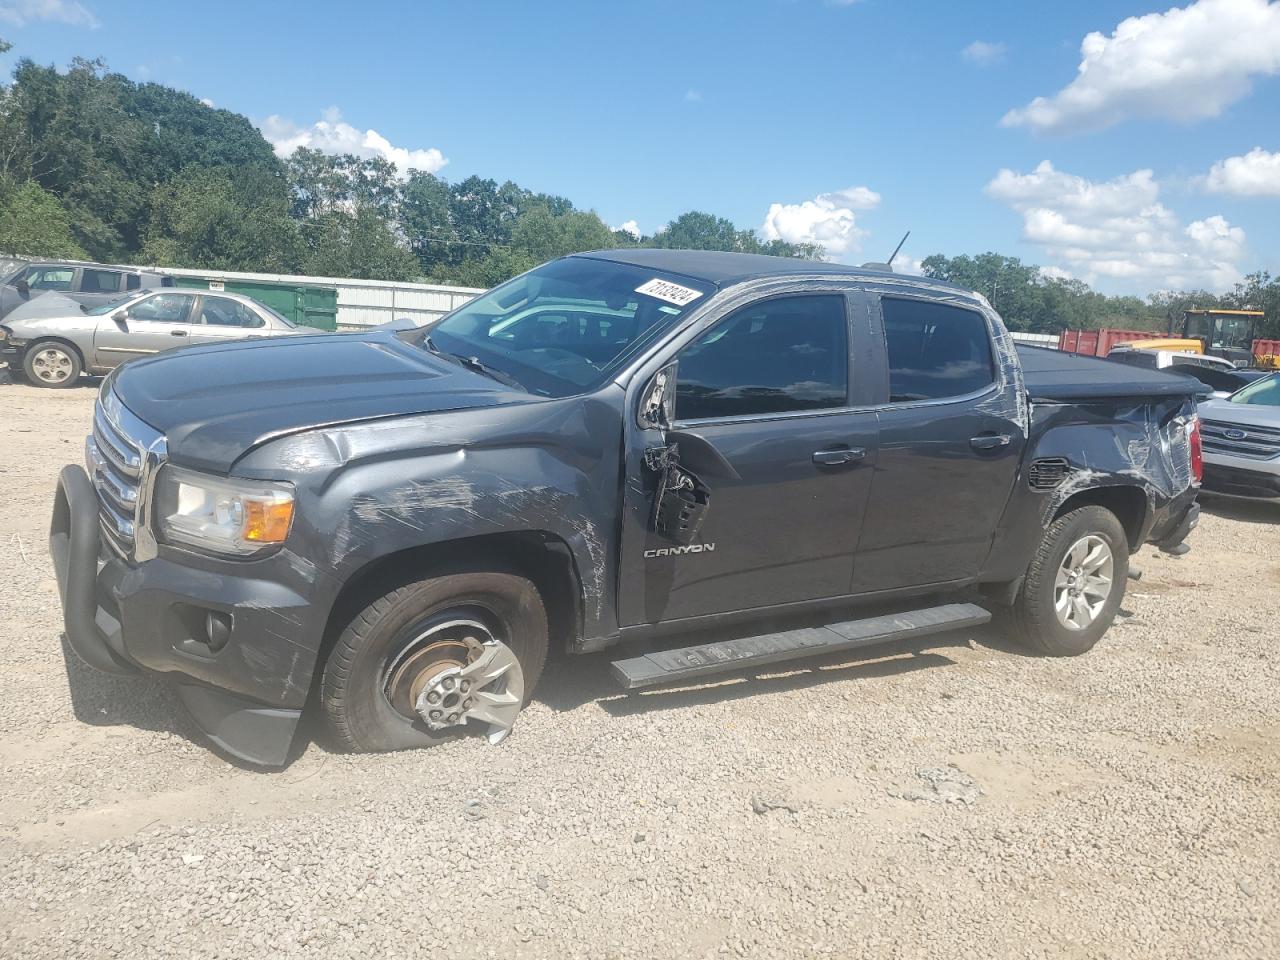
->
[986,160,1245,291]
[759,186,881,259]
[199,97,215,108]
[0,0,98,28]
[962,40,1007,65]
[1204,146,1280,195]
[684,89,703,103]
[1002,0,1280,135]
[889,251,925,275]
[613,220,641,238]
[258,107,448,175]
[1039,265,1075,282]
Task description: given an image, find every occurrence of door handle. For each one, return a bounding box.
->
[812,447,867,465]
[970,434,1011,451]
[169,329,188,337]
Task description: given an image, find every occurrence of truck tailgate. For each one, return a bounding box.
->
[1017,344,1201,402]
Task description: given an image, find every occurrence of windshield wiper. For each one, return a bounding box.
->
[449,353,525,390]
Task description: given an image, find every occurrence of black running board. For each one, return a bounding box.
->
[610,602,991,690]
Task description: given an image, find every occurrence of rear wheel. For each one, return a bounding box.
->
[321,571,548,753]
[23,341,82,388]
[1007,505,1129,656]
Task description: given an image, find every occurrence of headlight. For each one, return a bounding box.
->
[155,466,295,557]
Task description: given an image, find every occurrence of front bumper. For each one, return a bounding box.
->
[50,464,328,766]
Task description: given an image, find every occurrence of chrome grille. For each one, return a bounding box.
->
[1200,418,1280,460]
[86,389,166,561]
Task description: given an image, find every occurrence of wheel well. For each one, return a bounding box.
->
[320,531,583,665]
[1053,485,1148,552]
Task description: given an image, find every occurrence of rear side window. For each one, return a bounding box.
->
[126,274,141,290]
[81,269,123,293]
[676,294,848,420]
[881,298,995,402]
[200,296,264,328]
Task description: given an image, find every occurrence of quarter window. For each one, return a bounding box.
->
[881,298,995,402]
[675,295,848,420]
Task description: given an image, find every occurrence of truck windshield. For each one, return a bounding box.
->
[1217,316,1253,350]
[1229,374,1280,407]
[423,257,712,397]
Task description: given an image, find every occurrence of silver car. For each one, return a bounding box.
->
[1198,373,1280,501]
[1,288,308,387]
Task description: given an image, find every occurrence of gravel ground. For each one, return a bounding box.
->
[0,371,1277,959]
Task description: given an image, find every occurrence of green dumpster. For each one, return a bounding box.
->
[173,278,338,331]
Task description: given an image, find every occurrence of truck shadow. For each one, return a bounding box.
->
[535,633,978,717]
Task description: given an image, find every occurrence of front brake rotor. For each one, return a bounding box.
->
[382,619,525,744]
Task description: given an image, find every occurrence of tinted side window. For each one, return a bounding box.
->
[81,269,123,293]
[881,298,995,402]
[200,296,264,328]
[676,295,848,420]
[126,273,141,290]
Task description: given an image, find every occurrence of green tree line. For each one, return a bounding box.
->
[1,48,1278,337]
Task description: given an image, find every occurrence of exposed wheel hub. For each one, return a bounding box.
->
[382,617,524,744]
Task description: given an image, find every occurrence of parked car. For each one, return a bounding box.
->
[0,260,174,320]
[49,250,1202,766]
[1,288,306,387]
[1197,373,1280,501]
[1105,346,1269,397]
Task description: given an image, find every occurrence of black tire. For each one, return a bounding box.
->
[321,571,548,753]
[23,340,83,388]
[1006,505,1129,656]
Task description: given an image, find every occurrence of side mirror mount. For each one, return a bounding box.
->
[638,362,677,431]
[15,279,29,296]
[111,310,128,330]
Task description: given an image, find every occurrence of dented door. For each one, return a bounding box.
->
[618,289,880,625]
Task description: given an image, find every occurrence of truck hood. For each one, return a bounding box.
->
[111,331,535,473]
[1197,397,1280,429]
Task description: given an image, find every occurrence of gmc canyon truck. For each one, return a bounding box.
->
[51,250,1203,766]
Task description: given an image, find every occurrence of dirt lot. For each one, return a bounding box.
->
[0,372,1277,959]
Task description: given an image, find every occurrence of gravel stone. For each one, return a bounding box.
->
[1,375,1277,959]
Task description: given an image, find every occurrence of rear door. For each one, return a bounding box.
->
[190,295,271,346]
[618,289,880,625]
[91,292,201,368]
[851,293,1025,593]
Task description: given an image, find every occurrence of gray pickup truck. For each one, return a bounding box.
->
[50,250,1203,766]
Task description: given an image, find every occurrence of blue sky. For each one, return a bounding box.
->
[3,0,1280,295]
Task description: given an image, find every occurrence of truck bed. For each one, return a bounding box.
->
[1016,344,1201,402]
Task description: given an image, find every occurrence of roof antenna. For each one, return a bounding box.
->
[887,230,910,267]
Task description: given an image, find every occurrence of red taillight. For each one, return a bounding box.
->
[1189,416,1203,484]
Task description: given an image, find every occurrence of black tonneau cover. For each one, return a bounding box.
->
[1016,344,1200,402]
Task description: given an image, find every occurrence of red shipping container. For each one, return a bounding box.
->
[1254,338,1280,359]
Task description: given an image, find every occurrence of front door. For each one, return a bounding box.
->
[92,292,201,369]
[619,292,879,625]
[851,293,1025,593]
